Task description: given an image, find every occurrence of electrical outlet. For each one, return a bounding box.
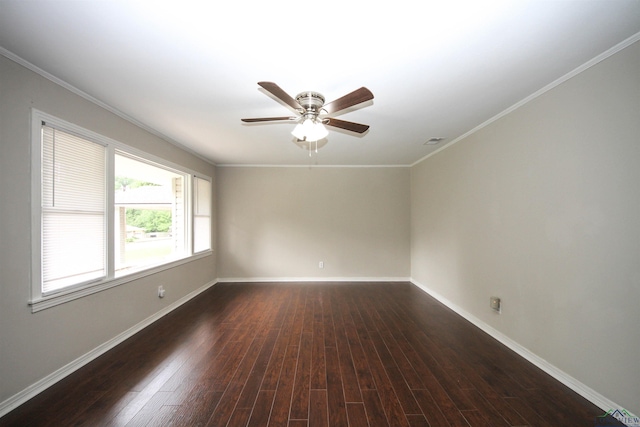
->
[319,261,324,269]
[158,285,165,298]
[490,296,501,313]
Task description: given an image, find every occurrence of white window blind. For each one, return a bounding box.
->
[41,124,106,293]
[193,176,211,253]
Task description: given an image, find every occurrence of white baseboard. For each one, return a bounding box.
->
[0,279,218,418]
[217,276,411,283]
[410,279,621,413]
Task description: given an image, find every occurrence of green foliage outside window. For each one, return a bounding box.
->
[126,209,172,233]
[116,176,171,234]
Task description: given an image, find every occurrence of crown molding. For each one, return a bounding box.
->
[0,47,216,167]
[215,164,410,168]
[411,31,640,168]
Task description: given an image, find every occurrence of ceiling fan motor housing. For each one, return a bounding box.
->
[295,91,325,114]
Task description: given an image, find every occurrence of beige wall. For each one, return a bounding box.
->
[0,55,217,405]
[411,41,640,413]
[216,166,410,280]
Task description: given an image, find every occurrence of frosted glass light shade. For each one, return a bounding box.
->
[291,122,306,140]
[308,122,328,141]
[291,119,328,141]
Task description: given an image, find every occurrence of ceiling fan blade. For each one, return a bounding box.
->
[325,118,370,134]
[257,82,303,111]
[323,87,374,115]
[241,117,297,123]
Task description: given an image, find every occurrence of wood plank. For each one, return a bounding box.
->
[368,330,421,415]
[309,389,329,427]
[123,390,172,427]
[331,295,363,403]
[325,346,349,426]
[247,390,275,427]
[205,334,266,426]
[290,332,313,420]
[287,287,307,346]
[268,345,300,426]
[322,292,337,347]
[227,407,252,427]
[355,324,411,427]
[342,320,375,391]
[460,388,511,427]
[361,390,390,427]
[460,410,490,427]
[310,318,327,390]
[160,326,235,395]
[261,329,291,391]
[260,287,297,392]
[406,414,430,427]
[346,402,369,427]
[402,330,475,412]
[412,389,450,427]
[502,396,554,427]
[164,391,223,427]
[235,328,280,407]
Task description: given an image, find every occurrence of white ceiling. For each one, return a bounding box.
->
[1,1,639,166]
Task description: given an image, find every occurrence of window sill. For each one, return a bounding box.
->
[29,250,212,313]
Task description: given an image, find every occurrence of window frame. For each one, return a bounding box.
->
[30,110,212,312]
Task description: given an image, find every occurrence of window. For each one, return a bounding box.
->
[193,176,212,253]
[114,153,188,276]
[31,111,212,311]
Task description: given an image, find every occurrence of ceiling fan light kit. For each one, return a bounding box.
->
[242,82,374,149]
[291,119,328,142]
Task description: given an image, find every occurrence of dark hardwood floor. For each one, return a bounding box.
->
[1,282,602,426]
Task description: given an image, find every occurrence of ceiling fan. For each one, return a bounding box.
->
[241,82,374,142]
